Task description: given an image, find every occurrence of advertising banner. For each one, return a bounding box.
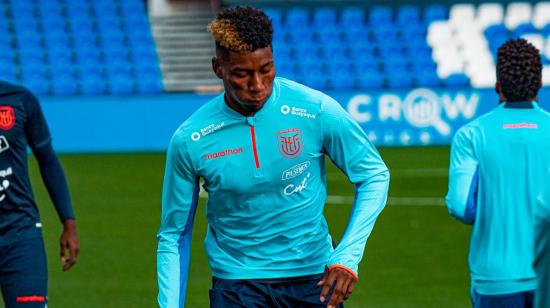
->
[334,88,550,146]
[40,88,550,152]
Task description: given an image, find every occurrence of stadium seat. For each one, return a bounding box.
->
[450,4,475,21]
[513,23,538,37]
[108,75,136,95]
[340,7,364,25]
[424,4,448,22]
[521,34,545,51]
[52,74,79,95]
[383,57,409,73]
[476,3,504,28]
[0,67,18,84]
[533,2,550,28]
[263,8,282,26]
[416,70,441,87]
[544,39,550,59]
[505,3,532,29]
[0,0,162,95]
[285,8,309,27]
[444,73,470,87]
[80,75,107,95]
[400,25,426,43]
[302,68,327,90]
[352,58,380,73]
[329,72,355,90]
[369,6,392,25]
[313,7,337,26]
[427,21,453,46]
[314,27,342,44]
[355,70,384,89]
[341,25,369,44]
[348,45,377,64]
[275,62,295,79]
[136,76,163,94]
[387,73,414,89]
[372,26,399,44]
[24,77,50,95]
[318,45,347,60]
[397,5,420,25]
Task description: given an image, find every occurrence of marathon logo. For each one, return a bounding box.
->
[16,295,45,303]
[281,161,311,180]
[204,148,243,160]
[503,123,538,129]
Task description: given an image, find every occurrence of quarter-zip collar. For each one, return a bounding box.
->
[501,100,537,109]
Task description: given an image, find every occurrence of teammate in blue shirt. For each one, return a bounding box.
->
[0,82,79,307]
[157,7,389,308]
[446,39,550,308]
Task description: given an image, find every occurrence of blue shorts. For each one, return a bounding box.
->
[209,274,345,308]
[0,237,47,308]
[473,290,534,308]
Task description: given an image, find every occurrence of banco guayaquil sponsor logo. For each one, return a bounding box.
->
[280,105,317,119]
[191,122,226,142]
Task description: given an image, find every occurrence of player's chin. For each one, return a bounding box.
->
[244,100,265,111]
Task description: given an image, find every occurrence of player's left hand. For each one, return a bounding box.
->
[60,219,79,272]
[317,266,358,308]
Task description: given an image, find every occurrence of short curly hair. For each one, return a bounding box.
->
[496,38,542,102]
[208,6,273,54]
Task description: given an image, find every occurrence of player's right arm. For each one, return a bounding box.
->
[157,130,200,308]
[446,126,479,224]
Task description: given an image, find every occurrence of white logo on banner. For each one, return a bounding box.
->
[347,88,479,136]
[402,89,451,135]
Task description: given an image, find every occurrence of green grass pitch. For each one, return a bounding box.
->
[22,146,471,307]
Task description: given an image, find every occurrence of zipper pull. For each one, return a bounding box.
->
[246,117,255,126]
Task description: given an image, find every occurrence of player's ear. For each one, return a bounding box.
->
[212,57,223,79]
[495,82,500,94]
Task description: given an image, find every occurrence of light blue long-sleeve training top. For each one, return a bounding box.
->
[446,101,550,296]
[157,77,390,307]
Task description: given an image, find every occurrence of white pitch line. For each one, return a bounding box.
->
[326,195,445,206]
[328,168,448,179]
[199,192,444,206]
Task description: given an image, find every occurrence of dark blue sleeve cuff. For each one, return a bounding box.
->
[464,168,479,225]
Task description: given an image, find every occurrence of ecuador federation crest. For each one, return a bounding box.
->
[0,106,15,130]
[277,128,303,159]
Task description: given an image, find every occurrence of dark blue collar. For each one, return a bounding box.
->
[502,101,534,109]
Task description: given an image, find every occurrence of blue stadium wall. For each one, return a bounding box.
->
[40,88,550,153]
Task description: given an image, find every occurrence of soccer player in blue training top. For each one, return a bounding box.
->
[0,82,79,307]
[535,182,550,308]
[446,38,550,308]
[157,6,389,308]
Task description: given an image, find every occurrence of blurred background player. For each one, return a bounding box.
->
[157,6,389,308]
[0,82,79,307]
[535,183,550,308]
[446,38,550,308]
